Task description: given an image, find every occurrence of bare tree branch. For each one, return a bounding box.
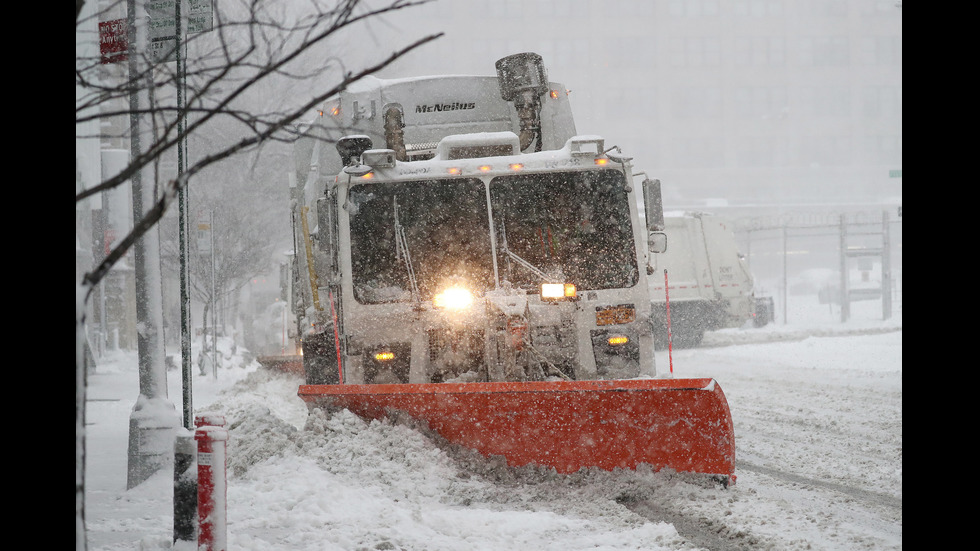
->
[76,0,437,204]
[80,31,442,294]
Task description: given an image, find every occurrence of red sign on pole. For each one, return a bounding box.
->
[104,228,116,257]
[99,19,128,65]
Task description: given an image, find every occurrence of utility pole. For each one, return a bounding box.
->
[176,0,194,431]
[126,0,178,490]
[210,209,218,377]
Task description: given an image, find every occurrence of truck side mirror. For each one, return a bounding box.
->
[316,195,337,275]
[642,178,667,253]
[648,231,667,253]
[642,178,665,232]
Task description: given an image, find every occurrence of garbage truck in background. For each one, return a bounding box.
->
[286,53,736,482]
[649,211,773,348]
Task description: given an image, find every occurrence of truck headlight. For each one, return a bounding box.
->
[433,286,475,310]
[541,283,577,301]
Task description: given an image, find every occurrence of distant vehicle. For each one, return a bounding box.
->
[649,211,772,348]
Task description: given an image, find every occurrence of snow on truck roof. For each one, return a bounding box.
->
[355,133,616,180]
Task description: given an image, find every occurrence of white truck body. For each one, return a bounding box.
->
[289,54,668,385]
[648,211,759,347]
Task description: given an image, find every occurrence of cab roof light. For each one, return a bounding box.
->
[569,137,604,157]
[361,149,396,169]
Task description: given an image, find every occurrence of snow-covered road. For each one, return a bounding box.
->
[83,299,901,550]
[637,328,902,550]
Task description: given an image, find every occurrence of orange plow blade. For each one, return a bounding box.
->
[298,378,735,480]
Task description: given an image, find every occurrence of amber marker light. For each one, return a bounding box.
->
[607,335,629,346]
[478,165,492,172]
[594,158,609,166]
[447,167,462,175]
[374,351,395,361]
[509,163,524,171]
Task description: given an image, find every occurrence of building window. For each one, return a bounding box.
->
[671,86,723,119]
[861,36,902,66]
[863,86,902,119]
[734,86,788,119]
[668,0,720,17]
[734,36,786,66]
[800,86,851,118]
[736,136,791,167]
[669,37,721,67]
[673,136,725,168]
[799,36,850,66]
[864,135,902,165]
[801,0,848,17]
[607,86,657,121]
[802,135,853,166]
[733,0,785,17]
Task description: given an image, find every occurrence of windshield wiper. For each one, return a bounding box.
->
[499,221,555,283]
[393,197,421,303]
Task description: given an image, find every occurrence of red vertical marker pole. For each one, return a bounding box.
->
[195,415,228,551]
[329,290,343,382]
[664,269,674,374]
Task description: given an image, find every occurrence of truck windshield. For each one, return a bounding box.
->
[489,170,638,291]
[349,178,494,304]
[348,170,638,304]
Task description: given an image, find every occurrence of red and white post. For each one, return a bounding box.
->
[194,414,228,551]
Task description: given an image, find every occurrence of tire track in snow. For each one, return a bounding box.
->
[621,498,770,551]
[736,460,902,510]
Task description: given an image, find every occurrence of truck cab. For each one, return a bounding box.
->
[290,54,667,385]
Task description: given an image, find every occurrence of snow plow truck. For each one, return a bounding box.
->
[289,53,735,483]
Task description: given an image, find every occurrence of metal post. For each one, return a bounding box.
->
[881,210,892,319]
[174,0,195,430]
[173,430,197,544]
[781,224,788,324]
[839,214,849,322]
[211,209,218,377]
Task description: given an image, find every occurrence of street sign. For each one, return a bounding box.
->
[146,0,177,63]
[197,222,212,254]
[187,0,214,33]
[99,19,128,64]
